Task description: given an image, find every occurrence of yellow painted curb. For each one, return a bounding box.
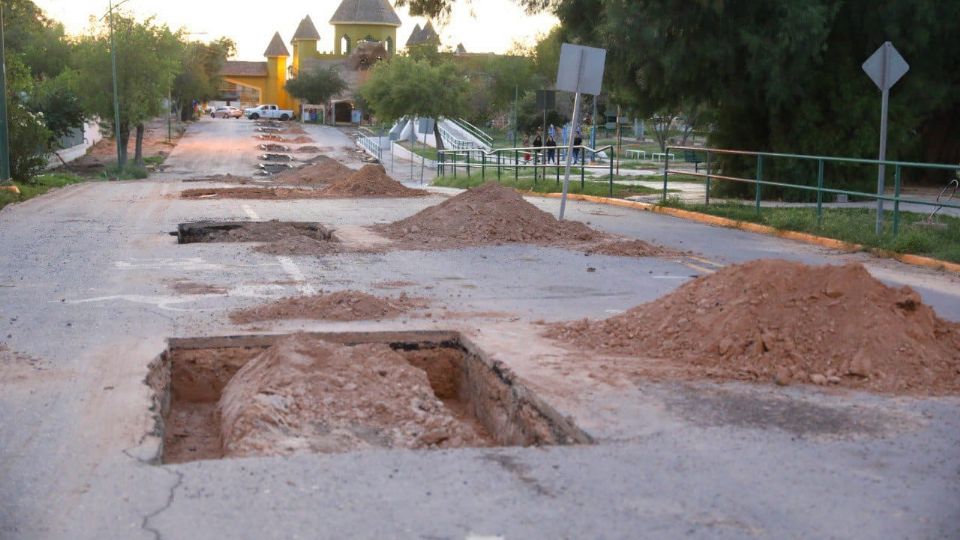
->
[0,185,20,195]
[536,192,960,275]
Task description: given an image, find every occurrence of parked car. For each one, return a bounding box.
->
[212,106,243,119]
[244,104,295,121]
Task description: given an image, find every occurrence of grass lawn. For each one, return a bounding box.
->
[398,141,440,161]
[662,200,960,263]
[0,173,97,212]
[433,174,663,198]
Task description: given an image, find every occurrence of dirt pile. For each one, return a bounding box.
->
[181,187,326,200]
[585,239,678,257]
[217,334,490,457]
[547,260,960,395]
[230,290,424,323]
[287,136,316,144]
[293,146,325,154]
[322,164,428,198]
[376,182,604,249]
[272,157,353,185]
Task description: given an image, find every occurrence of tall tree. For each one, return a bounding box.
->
[359,56,468,124]
[285,67,348,106]
[74,14,180,168]
[172,37,235,121]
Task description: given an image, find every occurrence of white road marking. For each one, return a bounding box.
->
[277,256,317,295]
[241,204,260,220]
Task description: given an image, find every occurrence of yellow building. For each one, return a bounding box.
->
[220,0,402,116]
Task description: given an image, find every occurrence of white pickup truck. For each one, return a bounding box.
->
[244,104,295,121]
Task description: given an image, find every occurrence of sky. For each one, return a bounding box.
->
[32,0,558,60]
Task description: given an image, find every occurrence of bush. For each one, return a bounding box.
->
[8,102,51,182]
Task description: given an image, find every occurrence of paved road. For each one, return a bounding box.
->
[0,118,957,539]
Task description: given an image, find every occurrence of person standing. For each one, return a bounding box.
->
[533,130,543,164]
[573,130,583,164]
[546,135,557,164]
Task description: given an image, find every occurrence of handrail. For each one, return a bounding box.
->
[667,145,960,172]
[662,145,960,236]
[454,117,494,146]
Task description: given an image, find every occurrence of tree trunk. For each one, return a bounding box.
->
[134,124,145,167]
[117,122,130,168]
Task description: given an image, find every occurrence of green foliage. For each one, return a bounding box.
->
[103,163,148,180]
[73,13,181,167]
[3,56,52,181]
[1,0,72,78]
[173,37,235,121]
[285,67,348,105]
[360,56,469,124]
[554,0,960,194]
[33,69,86,142]
[0,173,88,211]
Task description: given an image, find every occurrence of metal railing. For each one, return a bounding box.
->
[453,117,494,146]
[356,128,383,162]
[663,145,960,235]
[437,144,618,195]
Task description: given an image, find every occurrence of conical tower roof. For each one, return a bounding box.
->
[292,15,321,41]
[263,32,290,57]
[419,20,440,43]
[330,0,402,27]
[406,24,423,46]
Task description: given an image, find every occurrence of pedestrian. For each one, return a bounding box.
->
[573,130,583,164]
[522,134,531,164]
[533,131,542,164]
[548,123,556,140]
[546,135,557,164]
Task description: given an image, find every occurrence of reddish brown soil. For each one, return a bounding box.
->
[373,280,418,289]
[376,182,606,249]
[180,187,326,200]
[229,291,425,323]
[293,146,326,154]
[546,259,960,395]
[218,334,492,457]
[185,174,256,185]
[280,126,307,135]
[287,136,316,144]
[585,239,679,257]
[271,157,353,185]
[167,280,228,295]
[252,236,346,256]
[322,164,428,198]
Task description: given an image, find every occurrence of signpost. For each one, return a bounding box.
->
[555,43,606,220]
[862,41,909,234]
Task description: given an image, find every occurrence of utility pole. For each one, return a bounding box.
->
[109,1,123,169]
[0,4,11,183]
[512,85,518,148]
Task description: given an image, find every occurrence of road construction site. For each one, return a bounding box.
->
[1,117,958,539]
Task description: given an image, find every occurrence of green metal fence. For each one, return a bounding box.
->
[663,145,960,235]
[437,144,617,196]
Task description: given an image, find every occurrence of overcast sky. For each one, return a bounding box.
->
[32,0,558,59]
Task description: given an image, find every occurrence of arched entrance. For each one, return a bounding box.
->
[333,101,353,123]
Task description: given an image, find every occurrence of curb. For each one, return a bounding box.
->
[537,192,960,275]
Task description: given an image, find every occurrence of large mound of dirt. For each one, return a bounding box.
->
[547,260,960,395]
[218,334,490,457]
[322,164,428,198]
[271,157,353,185]
[376,182,604,249]
[230,290,424,323]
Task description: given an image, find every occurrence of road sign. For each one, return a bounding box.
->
[556,43,606,96]
[556,43,607,220]
[862,42,910,235]
[862,42,909,91]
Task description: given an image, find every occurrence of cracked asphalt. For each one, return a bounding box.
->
[0,118,958,539]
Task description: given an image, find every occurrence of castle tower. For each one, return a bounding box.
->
[291,15,321,76]
[263,32,291,109]
[330,0,402,56]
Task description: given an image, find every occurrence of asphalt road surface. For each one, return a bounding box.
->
[0,118,957,539]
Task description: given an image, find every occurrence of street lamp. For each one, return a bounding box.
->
[0,3,12,186]
[102,0,132,172]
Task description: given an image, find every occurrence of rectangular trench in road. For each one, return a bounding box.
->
[175,221,335,244]
[147,331,592,464]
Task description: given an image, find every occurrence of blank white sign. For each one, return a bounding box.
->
[556,43,607,96]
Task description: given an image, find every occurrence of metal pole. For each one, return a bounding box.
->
[816,159,825,226]
[558,91,583,220]
[705,151,711,206]
[662,151,669,201]
[512,85,518,148]
[875,81,890,234]
[892,165,902,235]
[755,155,763,215]
[0,4,11,182]
[109,0,123,169]
[167,81,172,142]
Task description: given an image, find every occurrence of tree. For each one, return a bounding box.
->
[285,67,348,106]
[172,37,235,121]
[74,14,180,168]
[3,56,51,180]
[359,56,468,124]
[649,112,675,153]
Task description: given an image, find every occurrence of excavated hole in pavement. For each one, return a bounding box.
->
[260,153,294,162]
[259,163,293,174]
[149,332,591,464]
[175,221,335,244]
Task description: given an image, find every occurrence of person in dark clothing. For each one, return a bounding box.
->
[572,131,583,163]
[546,135,557,164]
[533,131,543,164]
